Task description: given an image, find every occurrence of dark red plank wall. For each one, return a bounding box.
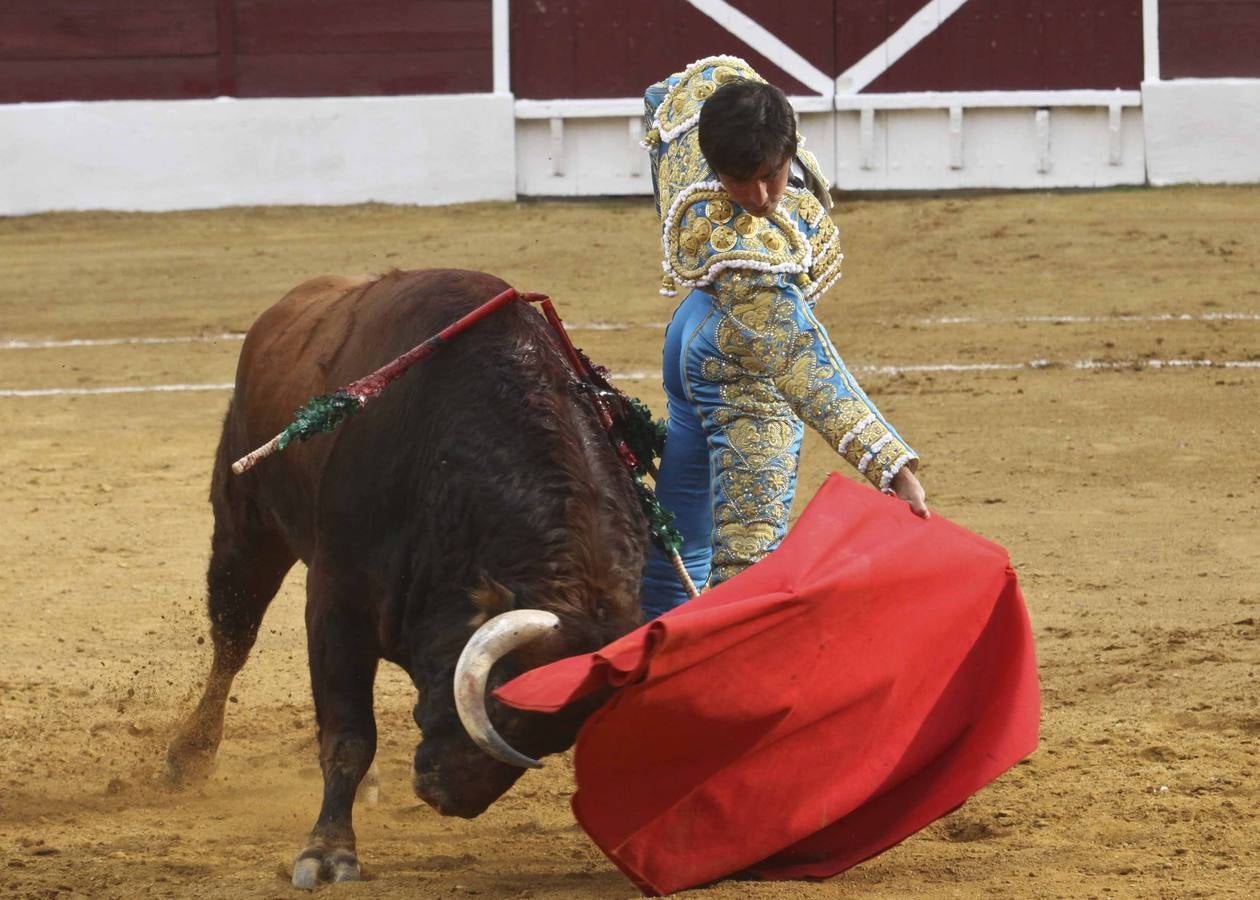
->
[0,0,490,103]
[231,1,490,98]
[5,1,1247,104]
[851,0,1142,93]
[509,0,834,99]
[0,0,219,103]
[511,0,1143,99]
[1160,0,1260,78]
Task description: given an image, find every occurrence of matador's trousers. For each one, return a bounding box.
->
[639,288,805,619]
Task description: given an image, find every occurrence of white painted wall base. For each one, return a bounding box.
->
[512,92,1146,196]
[513,109,838,197]
[1142,79,1260,186]
[0,94,516,215]
[515,115,649,196]
[834,106,1146,191]
[3,84,1257,215]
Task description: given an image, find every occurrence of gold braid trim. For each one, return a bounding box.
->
[653,56,763,142]
[666,188,811,286]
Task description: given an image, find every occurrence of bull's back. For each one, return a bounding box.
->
[218,269,516,557]
[233,274,373,443]
[231,269,513,456]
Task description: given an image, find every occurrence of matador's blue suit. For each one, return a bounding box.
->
[639,56,919,619]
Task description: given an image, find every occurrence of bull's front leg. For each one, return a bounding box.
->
[293,583,380,889]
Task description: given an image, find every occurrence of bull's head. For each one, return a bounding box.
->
[411,610,606,818]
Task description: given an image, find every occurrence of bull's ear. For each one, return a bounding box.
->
[467,574,515,627]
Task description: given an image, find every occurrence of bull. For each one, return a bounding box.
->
[165,269,648,887]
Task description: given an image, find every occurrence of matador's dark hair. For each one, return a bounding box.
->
[698,79,798,180]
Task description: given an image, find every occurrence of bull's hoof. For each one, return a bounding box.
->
[161,741,217,787]
[292,845,361,889]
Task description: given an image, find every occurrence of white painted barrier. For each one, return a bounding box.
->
[1143,79,1260,186]
[0,94,516,215]
[514,92,1146,195]
[1,83,1256,215]
[833,105,1145,191]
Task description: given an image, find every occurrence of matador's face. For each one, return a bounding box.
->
[715,156,791,218]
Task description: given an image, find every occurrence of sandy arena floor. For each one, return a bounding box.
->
[1,186,1257,898]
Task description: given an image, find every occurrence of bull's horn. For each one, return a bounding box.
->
[453,609,560,769]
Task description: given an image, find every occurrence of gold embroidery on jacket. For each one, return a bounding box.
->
[703,269,914,493]
[709,413,800,582]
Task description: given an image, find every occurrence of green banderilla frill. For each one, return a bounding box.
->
[616,395,680,556]
[633,474,683,557]
[619,396,669,478]
[276,390,363,451]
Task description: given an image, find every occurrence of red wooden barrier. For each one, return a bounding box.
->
[511,0,1143,99]
[858,0,1142,93]
[232,0,490,97]
[1161,0,1260,78]
[0,0,490,102]
[508,0,823,99]
[6,0,1246,104]
[0,0,217,102]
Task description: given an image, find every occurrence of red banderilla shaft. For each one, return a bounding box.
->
[232,287,523,474]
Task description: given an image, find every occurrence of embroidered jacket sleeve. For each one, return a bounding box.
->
[707,267,918,491]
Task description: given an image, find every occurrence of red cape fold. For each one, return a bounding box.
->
[495,473,1040,896]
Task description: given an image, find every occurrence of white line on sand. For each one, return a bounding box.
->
[1,334,245,350]
[920,312,1260,325]
[5,359,1257,398]
[0,383,236,398]
[4,311,1258,350]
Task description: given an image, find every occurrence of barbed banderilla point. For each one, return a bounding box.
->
[231,390,367,474]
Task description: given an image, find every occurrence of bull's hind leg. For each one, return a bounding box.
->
[165,480,295,784]
[292,569,379,888]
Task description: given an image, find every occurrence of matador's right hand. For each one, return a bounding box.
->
[889,466,930,519]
